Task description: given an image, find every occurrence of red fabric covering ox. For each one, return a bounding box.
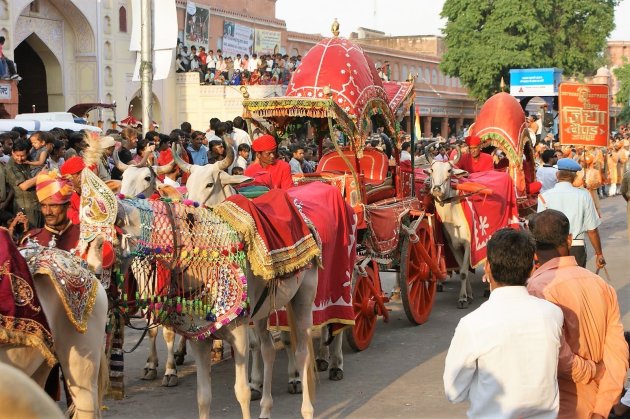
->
[269,182,356,332]
[0,228,55,366]
[454,171,520,267]
[214,189,321,280]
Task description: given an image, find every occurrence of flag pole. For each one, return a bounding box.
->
[140,0,152,135]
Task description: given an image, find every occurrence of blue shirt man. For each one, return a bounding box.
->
[187,132,209,166]
[537,158,604,268]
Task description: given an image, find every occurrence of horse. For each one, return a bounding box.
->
[0,232,108,419]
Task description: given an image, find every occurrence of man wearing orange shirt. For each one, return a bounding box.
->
[456,135,494,173]
[244,134,293,190]
[528,209,628,419]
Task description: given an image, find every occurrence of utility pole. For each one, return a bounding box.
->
[140,0,152,135]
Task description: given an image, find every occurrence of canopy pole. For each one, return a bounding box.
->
[410,103,416,197]
[140,0,153,135]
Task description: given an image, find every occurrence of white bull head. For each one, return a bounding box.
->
[172,144,250,205]
[113,150,175,197]
[423,143,466,202]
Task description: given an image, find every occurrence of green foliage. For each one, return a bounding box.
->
[617,105,630,125]
[440,0,619,101]
[613,62,630,106]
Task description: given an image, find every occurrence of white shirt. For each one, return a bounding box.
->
[444,286,563,419]
[536,165,558,193]
[235,155,248,170]
[537,181,601,240]
[400,150,411,162]
[232,128,251,149]
[163,176,180,187]
[248,59,258,73]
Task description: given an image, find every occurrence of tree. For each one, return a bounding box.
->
[613,62,630,124]
[440,0,619,101]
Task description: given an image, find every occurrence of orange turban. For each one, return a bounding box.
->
[36,171,74,204]
[251,134,277,152]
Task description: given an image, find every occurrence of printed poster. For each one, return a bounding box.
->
[558,83,609,147]
[184,2,210,50]
[254,29,281,55]
[222,21,254,57]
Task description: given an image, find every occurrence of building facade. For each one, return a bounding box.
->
[3,0,477,136]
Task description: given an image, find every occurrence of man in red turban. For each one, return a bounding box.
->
[456,135,494,173]
[60,156,85,225]
[21,170,79,251]
[244,134,293,189]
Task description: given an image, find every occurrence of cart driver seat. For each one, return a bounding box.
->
[316,147,395,203]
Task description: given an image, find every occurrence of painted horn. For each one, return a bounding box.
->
[216,141,235,171]
[172,144,192,174]
[154,159,176,175]
[112,149,129,172]
[135,151,151,168]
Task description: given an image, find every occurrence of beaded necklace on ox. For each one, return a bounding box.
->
[120,198,248,340]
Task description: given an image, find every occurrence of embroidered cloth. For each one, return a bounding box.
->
[23,245,99,334]
[0,228,55,366]
[214,189,321,280]
[269,183,356,334]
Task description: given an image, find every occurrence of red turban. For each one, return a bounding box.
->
[466,135,481,147]
[251,135,277,152]
[157,149,174,165]
[36,171,74,204]
[60,156,86,175]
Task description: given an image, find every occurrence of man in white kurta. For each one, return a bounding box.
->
[444,228,564,419]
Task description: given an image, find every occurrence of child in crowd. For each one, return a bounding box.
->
[26,132,50,176]
[236,143,250,169]
[231,166,244,176]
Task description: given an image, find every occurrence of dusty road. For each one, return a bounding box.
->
[101,195,630,419]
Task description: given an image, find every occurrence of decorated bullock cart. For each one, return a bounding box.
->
[242,34,449,350]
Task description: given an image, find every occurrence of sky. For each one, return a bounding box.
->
[276,0,630,41]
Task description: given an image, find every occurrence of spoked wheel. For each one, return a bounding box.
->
[400,219,438,325]
[346,260,382,351]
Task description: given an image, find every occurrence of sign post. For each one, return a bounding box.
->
[558,83,609,147]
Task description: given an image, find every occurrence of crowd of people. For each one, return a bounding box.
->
[175,43,302,86]
[3,113,630,417]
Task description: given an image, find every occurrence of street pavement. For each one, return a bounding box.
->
[101,195,630,419]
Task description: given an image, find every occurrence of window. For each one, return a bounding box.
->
[424,68,430,84]
[119,7,127,33]
[432,69,437,84]
[401,65,408,81]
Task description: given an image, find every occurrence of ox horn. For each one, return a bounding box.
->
[424,141,437,164]
[217,142,234,171]
[112,149,129,172]
[172,144,192,173]
[135,151,151,168]
[154,159,176,175]
[450,144,462,165]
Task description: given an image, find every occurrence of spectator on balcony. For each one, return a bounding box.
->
[248,53,259,73]
[180,46,190,71]
[175,54,186,73]
[241,54,249,71]
[198,46,207,73]
[207,49,217,75]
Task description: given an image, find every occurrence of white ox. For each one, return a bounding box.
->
[423,150,474,308]
[171,147,349,394]
[0,239,109,419]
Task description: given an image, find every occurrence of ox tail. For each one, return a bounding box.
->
[98,349,110,411]
[286,303,317,403]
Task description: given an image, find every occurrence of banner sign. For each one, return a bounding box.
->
[0,83,11,100]
[184,2,210,50]
[222,21,254,57]
[558,83,609,146]
[254,29,281,55]
[509,68,562,97]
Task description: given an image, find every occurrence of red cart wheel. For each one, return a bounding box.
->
[400,219,437,325]
[346,261,380,351]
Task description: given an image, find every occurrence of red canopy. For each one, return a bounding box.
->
[469,92,528,164]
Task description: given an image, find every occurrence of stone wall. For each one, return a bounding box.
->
[175,72,284,130]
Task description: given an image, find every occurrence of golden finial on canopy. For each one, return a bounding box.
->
[500,76,506,92]
[331,18,340,37]
[239,85,250,99]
